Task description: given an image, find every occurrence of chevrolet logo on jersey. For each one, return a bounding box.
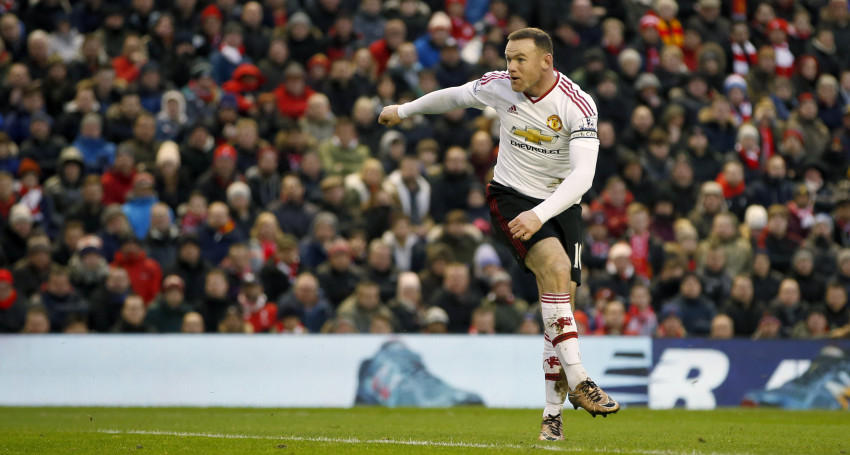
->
[510,126,556,144]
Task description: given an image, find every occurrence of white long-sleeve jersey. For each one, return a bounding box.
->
[398,70,599,224]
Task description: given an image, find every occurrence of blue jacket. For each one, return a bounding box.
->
[414,36,441,69]
[72,136,116,173]
[209,50,251,85]
[197,223,245,266]
[123,195,162,239]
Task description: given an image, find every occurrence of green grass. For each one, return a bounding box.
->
[0,407,847,454]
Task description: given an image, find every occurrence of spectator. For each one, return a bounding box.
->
[688,182,727,240]
[163,235,209,304]
[198,201,245,266]
[101,145,137,206]
[722,275,764,337]
[824,281,850,329]
[316,239,363,308]
[382,213,427,273]
[111,235,162,304]
[353,0,386,44]
[710,314,735,339]
[52,220,85,267]
[247,146,282,210]
[20,305,51,334]
[429,262,480,333]
[751,250,782,304]
[181,311,205,333]
[590,177,632,239]
[655,306,686,338]
[122,172,160,239]
[145,275,192,333]
[319,118,371,177]
[68,235,110,300]
[112,294,156,333]
[480,270,528,334]
[121,113,160,172]
[144,203,179,267]
[19,112,67,178]
[698,245,732,308]
[337,281,392,333]
[195,268,231,332]
[38,265,89,332]
[237,274,277,333]
[153,141,190,213]
[277,272,333,333]
[12,236,55,300]
[270,174,319,241]
[791,306,831,339]
[227,181,257,238]
[771,278,807,336]
[757,204,801,274]
[597,242,641,302]
[44,148,84,234]
[155,91,189,142]
[663,273,716,336]
[0,268,26,333]
[2,203,35,266]
[593,300,628,336]
[275,63,316,119]
[625,283,657,336]
[423,306,450,334]
[364,239,399,303]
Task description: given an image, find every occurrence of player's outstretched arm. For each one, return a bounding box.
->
[378,82,487,127]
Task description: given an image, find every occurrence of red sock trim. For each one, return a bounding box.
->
[541,293,571,305]
[551,332,578,347]
[545,373,562,381]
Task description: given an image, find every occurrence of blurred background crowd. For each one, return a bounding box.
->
[0,0,849,339]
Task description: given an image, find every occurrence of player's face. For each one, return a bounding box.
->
[505,39,547,93]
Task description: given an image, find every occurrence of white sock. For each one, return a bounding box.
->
[541,293,588,392]
[543,334,567,417]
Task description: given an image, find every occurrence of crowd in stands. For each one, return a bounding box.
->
[1,0,850,339]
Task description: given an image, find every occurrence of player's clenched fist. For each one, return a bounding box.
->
[509,210,543,241]
[378,105,403,127]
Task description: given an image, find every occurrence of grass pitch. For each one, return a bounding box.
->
[0,407,846,454]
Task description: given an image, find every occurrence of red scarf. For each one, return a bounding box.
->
[716,173,746,198]
[645,47,660,73]
[731,41,757,75]
[630,231,652,279]
[759,124,775,167]
[0,289,17,310]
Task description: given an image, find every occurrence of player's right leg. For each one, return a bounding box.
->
[526,239,620,419]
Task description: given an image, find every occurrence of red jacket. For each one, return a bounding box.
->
[368,39,392,76]
[101,169,136,205]
[589,190,634,239]
[274,84,315,119]
[112,56,141,84]
[222,63,265,113]
[112,250,162,304]
[241,298,278,333]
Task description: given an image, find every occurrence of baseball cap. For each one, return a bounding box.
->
[0,269,12,284]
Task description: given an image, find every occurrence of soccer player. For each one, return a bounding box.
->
[379,27,620,439]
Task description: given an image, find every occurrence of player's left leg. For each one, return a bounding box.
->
[526,239,620,419]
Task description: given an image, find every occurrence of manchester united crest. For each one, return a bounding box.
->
[547,115,563,132]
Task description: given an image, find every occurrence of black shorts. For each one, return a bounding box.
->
[485,181,583,285]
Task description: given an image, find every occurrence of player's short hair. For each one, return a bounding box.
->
[507,27,553,56]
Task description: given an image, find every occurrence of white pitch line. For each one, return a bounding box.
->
[97,429,748,455]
